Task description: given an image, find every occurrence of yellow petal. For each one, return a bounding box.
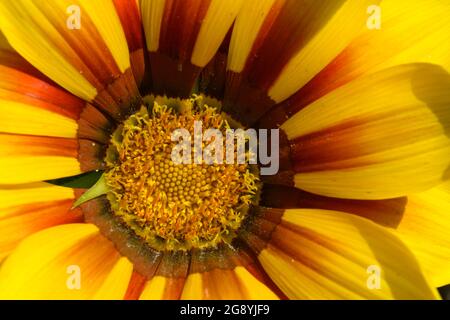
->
[180,267,278,300]
[0,182,82,261]
[376,0,450,72]
[79,0,130,73]
[282,64,450,199]
[0,182,74,209]
[0,133,81,184]
[0,30,13,52]
[252,209,438,299]
[268,0,380,103]
[285,0,450,115]
[0,99,77,138]
[180,273,202,300]
[191,0,244,67]
[233,267,279,300]
[113,0,145,84]
[0,0,96,101]
[0,64,84,130]
[140,0,165,52]
[0,224,130,300]
[393,181,450,287]
[139,276,187,300]
[92,257,134,300]
[139,276,167,300]
[227,0,275,73]
[138,250,188,300]
[0,0,131,102]
[262,184,450,289]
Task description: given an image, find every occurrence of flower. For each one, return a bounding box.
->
[0,0,449,300]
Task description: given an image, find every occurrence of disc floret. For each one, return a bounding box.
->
[104,96,259,251]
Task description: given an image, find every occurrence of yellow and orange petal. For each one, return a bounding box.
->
[274,0,450,119]
[0,224,133,300]
[113,0,146,85]
[0,0,139,118]
[0,59,112,144]
[224,0,379,125]
[179,267,278,300]
[0,67,80,138]
[262,183,450,289]
[244,208,439,299]
[138,247,279,300]
[280,64,450,199]
[0,61,112,183]
[0,182,82,262]
[141,0,242,97]
[0,134,81,184]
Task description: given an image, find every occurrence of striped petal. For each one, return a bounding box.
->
[0,66,82,138]
[140,275,186,300]
[0,62,112,144]
[0,48,51,81]
[0,63,110,178]
[244,208,439,299]
[180,267,278,300]
[124,271,147,300]
[0,182,82,261]
[1,28,61,81]
[0,224,132,300]
[139,250,189,300]
[179,247,279,300]
[141,0,242,97]
[113,0,146,85]
[92,257,134,300]
[0,133,81,184]
[224,0,378,125]
[281,64,450,200]
[269,0,450,121]
[262,183,450,288]
[0,0,139,118]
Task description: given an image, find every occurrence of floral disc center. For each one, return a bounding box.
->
[104,96,260,251]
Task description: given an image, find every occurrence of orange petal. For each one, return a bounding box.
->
[124,270,148,300]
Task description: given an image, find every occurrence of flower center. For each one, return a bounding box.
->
[104,96,260,251]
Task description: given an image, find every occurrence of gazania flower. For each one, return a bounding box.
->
[0,0,449,300]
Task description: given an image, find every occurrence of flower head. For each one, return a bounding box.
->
[0,0,449,300]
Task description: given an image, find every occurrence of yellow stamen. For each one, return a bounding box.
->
[104,96,260,251]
